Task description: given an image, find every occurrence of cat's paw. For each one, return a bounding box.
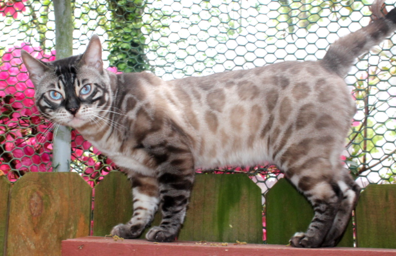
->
[321,240,336,247]
[289,232,321,248]
[146,226,177,242]
[110,223,145,239]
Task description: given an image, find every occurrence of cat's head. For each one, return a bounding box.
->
[21,35,114,129]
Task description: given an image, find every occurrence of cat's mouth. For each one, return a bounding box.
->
[68,116,86,127]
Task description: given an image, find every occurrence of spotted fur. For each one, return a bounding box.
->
[21,3,396,247]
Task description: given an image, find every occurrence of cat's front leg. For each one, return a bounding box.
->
[111,172,159,239]
[145,155,195,242]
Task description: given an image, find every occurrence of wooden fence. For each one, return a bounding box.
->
[0,172,395,256]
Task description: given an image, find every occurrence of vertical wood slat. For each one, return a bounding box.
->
[0,177,10,256]
[179,173,262,243]
[93,171,160,239]
[93,173,262,243]
[93,171,133,236]
[356,184,396,249]
[6,173,91,256]
[266,178,353,247]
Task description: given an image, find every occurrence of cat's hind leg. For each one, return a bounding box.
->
[287,159,342,248]
[145,154,195,242]
[321,172,360,247]
[111,172,160,239]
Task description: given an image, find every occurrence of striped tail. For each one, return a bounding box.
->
[321,1,396,77]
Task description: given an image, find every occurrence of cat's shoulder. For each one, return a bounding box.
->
[117,71,165,87]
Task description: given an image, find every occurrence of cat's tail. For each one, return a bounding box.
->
[321,0,396,77]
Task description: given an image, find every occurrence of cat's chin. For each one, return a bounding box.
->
[67,117,87,128]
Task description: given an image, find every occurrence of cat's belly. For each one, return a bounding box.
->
[193,140,272,169]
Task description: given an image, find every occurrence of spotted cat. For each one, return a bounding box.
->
[21,1,396,247]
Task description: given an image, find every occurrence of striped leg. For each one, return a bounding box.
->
[289,180,341,247]
[287,160,342,248]
[146,157,195,242]
[111,173,159,239]
[321,173,360,247]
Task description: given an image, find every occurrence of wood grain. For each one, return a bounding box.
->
[266,178,353,247]
[93,171,133,236]
[0,177,10,256]
[62,237,396,256]
[356,184,396,248]
[6,173,91,256]
[178,173,262,243]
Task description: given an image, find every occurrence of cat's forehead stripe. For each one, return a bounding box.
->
[54,64,78,88]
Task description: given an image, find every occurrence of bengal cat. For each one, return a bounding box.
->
[21,0,395,247]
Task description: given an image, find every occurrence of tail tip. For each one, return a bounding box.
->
[386,7,396,23]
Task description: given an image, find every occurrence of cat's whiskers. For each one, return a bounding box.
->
[96,109,125,117]
[37,122,56,144]
[43,123,60,144]
[88,114,104,131]
[91,113,126,134]
[37,108,63,144]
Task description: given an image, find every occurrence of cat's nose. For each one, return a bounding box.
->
[66,99,80,116]
[68,107,79,115]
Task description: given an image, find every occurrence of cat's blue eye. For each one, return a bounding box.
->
[80,84,92,95]
[49,91,62,100]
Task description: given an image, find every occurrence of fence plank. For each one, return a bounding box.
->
[356,184,396,248]
[266,178,353,247]
[94,173,262,243]
[6,173,91,256]
[178,173,263,243]
[93,171,133,236]
[62,237,396,256]
[0,177,10,256]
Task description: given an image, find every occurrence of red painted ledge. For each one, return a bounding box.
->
[62,237,396,256]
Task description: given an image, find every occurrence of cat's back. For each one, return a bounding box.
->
[173,60,349,102]
[165,60,355,168]
[169,60,354,127]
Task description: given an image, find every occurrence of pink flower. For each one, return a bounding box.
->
[93,147,102,155]
[83,141,91,150]
[0,0,27,19]
[41,153,50,162]
[32,155,41,165]
[0,164,10,172]
[21,156,32,166]
[352,121,360,127]
[23,146,34,156]
[12,148,24,158]
[72,134,85,148]
[107,67,123,74]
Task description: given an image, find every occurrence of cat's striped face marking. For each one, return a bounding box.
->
[37,64,110,128]
[22,35,111,128]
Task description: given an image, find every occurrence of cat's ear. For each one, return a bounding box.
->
[21,50,51,85]
[80,35,103,73]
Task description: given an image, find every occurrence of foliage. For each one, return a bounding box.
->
[277,0,368,34]
[105,0,150,72]
[0,43,54,181]
[346,52,396,183]
[0,0,27,19]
